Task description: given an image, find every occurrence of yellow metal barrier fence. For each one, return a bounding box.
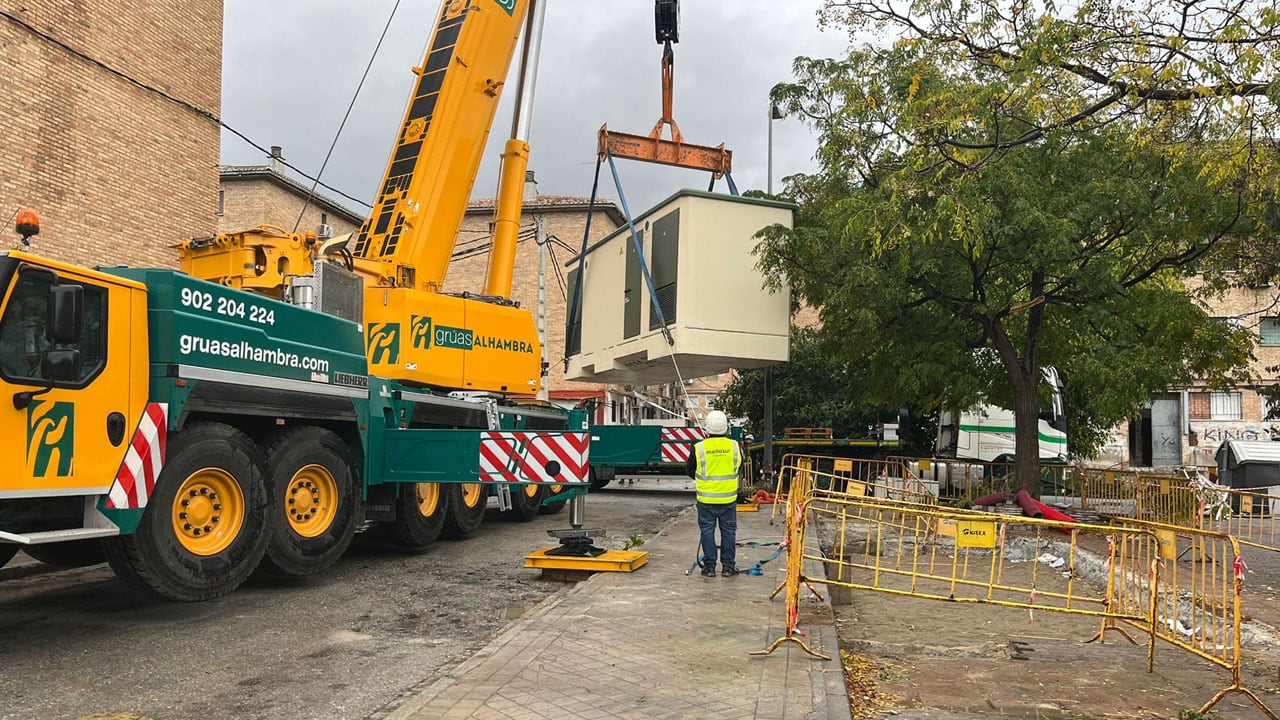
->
[1111,516,1277,719]
[755,481,1278,718]
[1073,469,1280,556]
[1201,485,1280,556]
[771,454,936,525]
[754,455,828,659]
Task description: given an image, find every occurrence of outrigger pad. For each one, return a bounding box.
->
[544,533,607,558]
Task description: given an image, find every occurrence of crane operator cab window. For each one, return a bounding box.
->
[0,270,106,386]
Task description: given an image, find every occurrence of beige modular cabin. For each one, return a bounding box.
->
[565,190,792,385]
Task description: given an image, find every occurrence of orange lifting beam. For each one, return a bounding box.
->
[597,25,732,179]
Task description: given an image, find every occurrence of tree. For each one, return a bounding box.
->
[753,0,1275,494]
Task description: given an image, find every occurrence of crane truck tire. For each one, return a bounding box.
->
[101,423,270,601]
[588,467,612,492]
[390,483,448,550]
[538,484,567,515]
[23,539,105,568]
[441,483,486,539]
[0,543,18,569]
[502,484,543,522]
[257,427,359,577]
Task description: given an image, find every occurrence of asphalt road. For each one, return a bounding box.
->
[0,483,693,720]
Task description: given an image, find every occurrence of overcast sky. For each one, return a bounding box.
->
[220,1,850,216]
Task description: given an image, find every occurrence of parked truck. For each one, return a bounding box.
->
[0,0,589,599]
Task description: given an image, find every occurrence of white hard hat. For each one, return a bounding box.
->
[704,410,730,436]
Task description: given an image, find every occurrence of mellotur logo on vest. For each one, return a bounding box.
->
[27,400,74,478]
[367,323,401,364]
[493,0,516,16]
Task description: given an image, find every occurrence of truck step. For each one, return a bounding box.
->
[0,527,120,545]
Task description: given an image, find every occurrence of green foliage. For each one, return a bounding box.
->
[754,0,1275,487]
[623,534,645,551]
[1261,369,1280,421]
[1176,711,1221,720]
[716,326,933,453]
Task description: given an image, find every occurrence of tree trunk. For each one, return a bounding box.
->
[1011,368,1042,498]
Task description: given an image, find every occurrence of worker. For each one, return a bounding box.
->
[685,410,743,577]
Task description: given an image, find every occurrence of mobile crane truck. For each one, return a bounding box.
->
[0,0,591,600]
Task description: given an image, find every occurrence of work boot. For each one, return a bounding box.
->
[701,566,717,577]
[721,567,739,577]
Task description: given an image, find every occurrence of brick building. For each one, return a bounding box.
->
[1,1,222,268]
[1093,281,1280,469]
[218,149,364,238]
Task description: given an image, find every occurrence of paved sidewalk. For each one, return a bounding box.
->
[387,503,850,720]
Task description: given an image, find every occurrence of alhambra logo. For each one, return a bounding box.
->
[411,316,433,350]
[493,0,516,16]
[27,400,74,478]
[367,323,401,364]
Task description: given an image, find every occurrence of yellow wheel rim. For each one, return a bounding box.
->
[415,483,440,517]
[171,467,245,556]
[548,484,564,496]
[523,484,540,498]
[285,464,339,538]
[461,483,483,508]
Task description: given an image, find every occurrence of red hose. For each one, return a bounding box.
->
[1032,499,1078,531]
[974,491,1012,507]
[1014,490,1044,519]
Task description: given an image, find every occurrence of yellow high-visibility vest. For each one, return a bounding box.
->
[694,436,741,505]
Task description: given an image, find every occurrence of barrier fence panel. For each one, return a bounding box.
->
[804,493,1159,635]
[771,454,935,526]
[1205,486,1280,556]
[754,455,829,660]
[1074,469,1280,557]
[1111,517,1278,719]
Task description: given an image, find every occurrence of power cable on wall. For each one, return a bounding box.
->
[0,8,371,212]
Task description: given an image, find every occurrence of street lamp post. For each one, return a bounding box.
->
[767,101,784,194]
[763,99,784,485]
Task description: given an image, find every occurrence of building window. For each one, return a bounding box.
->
[217,190,225,216]
[1261,317,1280,346]
[1210,316,1244,330]
[1264,393,1280,421]
[1209,392,1242,420]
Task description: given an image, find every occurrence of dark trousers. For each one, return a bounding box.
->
[697,501,737,571]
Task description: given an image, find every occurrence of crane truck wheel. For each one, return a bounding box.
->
[23,539,105,568]
[441,483,487,539]
[588,467,612,492]
[0,543,18,569]
[502,484,543,522]
[103,422,270,601]
[390,483,447,550]
[538,484,567,515]
[257,427,359,577]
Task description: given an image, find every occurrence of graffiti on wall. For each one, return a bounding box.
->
[1193,423,1280,444]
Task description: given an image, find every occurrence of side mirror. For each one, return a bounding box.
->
[47,284,83,344]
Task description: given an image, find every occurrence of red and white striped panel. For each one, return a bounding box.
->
[660,427,705,464]
[105,403,168,510]
[479,432,590,484]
